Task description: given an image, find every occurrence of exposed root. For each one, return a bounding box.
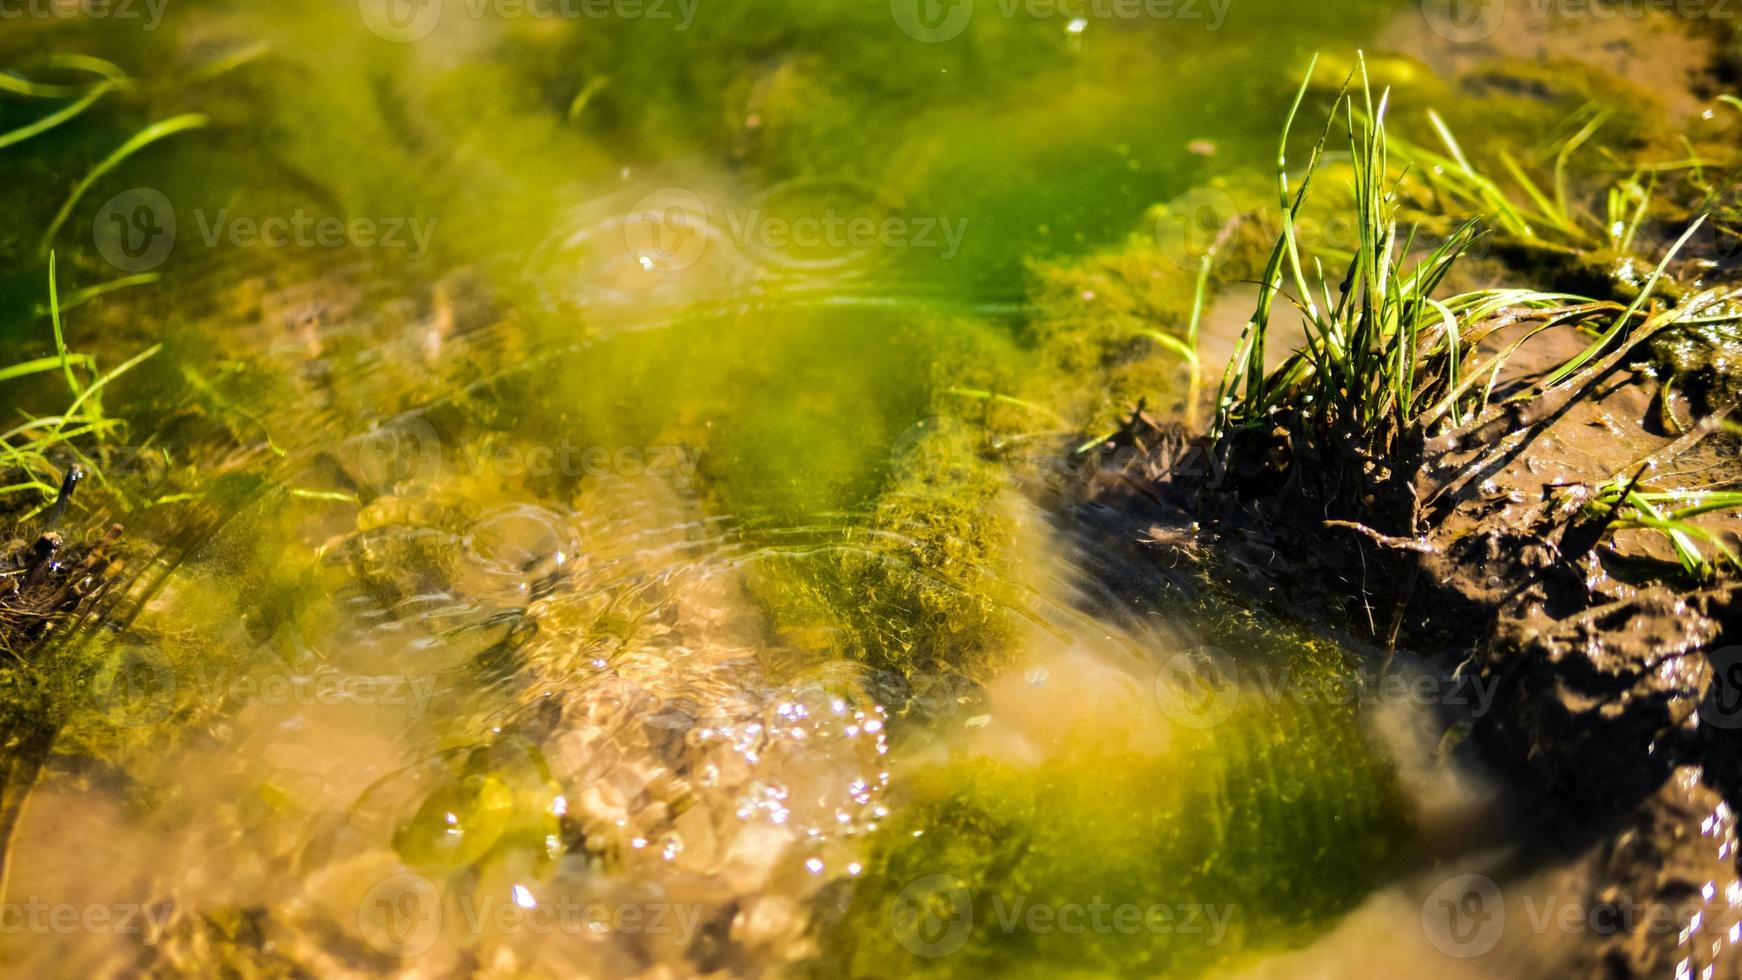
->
[1321,519,1440,554]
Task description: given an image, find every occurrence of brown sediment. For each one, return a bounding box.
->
[1377,0,1732,121]
[1063,304,1742,974]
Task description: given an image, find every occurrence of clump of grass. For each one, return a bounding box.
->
[2,255,159,520]
[1212,54,1742,579]
[1391,92,1742,427]
[1214,57,1736,450]
[1213,55,1497,445]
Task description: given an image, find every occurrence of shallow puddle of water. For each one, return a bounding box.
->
[3,475,1417,976]
[0,0,1608,976]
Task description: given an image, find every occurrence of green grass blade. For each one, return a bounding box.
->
[0,81,115,152]
[1553,109,1608,225]
[39,113,209,253]
[38,272,161,318]
[1498,151,1565,233]
[46,344,162,445]
[0,353,96,384]
[47,253,84,399]
[1138,328,1199,366]
[1545,218,1705,388]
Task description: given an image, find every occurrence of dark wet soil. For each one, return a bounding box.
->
[1064,303,1742,974]
[0,472,122,657]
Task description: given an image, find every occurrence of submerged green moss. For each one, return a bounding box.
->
[720,315,1030,682]
[814,629,1409,978]
[721,241,1217,685]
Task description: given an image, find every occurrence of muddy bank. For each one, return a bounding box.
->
[1033,14,1742,973]
[1065,249,1742,979]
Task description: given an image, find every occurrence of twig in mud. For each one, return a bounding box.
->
[1610,403,1737,485]
[42,465,82,529]
[1322,519,1439,554]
